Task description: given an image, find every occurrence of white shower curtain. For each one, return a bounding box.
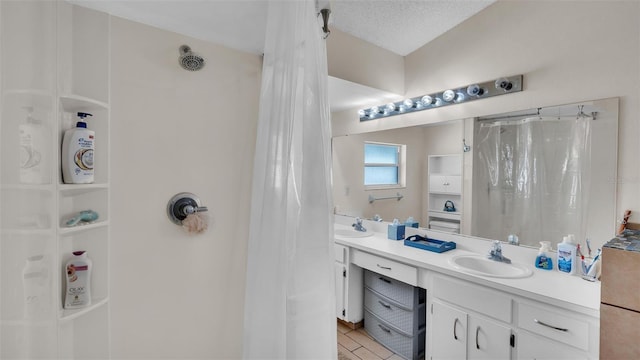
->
[475,116,591,246]
[243,1,336,359]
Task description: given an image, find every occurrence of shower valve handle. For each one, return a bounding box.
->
[183,204,208,215]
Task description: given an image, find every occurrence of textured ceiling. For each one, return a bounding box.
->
[69,0,495,56]
[330,0,494,56]
[68,0,496,111]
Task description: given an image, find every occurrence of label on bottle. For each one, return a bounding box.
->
[73,135,94,176]
[65,262,90,308]
[557,248,573,273]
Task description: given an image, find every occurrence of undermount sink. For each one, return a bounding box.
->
[449,254,533,279]
[334,228,373,238]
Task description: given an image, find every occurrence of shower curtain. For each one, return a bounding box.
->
[475,116,591,246]
[243,1,336,359]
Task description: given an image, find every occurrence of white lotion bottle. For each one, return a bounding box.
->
[64,251,92,309]
[61,112,94,184]
[557,234,577,275]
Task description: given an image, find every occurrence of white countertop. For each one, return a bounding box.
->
[334,216,601,317]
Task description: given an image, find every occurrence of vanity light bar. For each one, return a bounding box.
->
[359,75,524,122]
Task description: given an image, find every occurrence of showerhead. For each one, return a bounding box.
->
[178,45,205,71]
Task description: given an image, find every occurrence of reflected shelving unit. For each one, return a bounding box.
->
[427,154,462,233]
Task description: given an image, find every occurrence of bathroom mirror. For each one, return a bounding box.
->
[332,97,618,250]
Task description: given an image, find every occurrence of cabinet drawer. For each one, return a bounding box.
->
[352,250,417,286]
[433,275,512,323]
[365,270,416,308]
[364,287,423,335]
[365,309,424,360]
[517,302,589,351]
[334,244,347,263]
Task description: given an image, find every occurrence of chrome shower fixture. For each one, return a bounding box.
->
[178,45,205,71]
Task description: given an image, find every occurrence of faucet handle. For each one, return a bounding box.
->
[491,240,502,252]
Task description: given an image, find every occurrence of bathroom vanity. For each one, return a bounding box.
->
[334,216,600,360]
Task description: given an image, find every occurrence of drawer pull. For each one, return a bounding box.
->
[453,318,459,340]
[534,318,568,332]
[475,326,481,350]
[378,324,391,333]
[378,276,391,284]
[378,300,391,309]
[376,264,392,271]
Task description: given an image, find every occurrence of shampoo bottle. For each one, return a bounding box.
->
[535,241,553,270]
[61,112,94,184]
[557,234,577,274]
[64,251,92,309]
[19,107,50,184]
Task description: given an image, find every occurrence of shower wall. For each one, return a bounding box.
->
[109,17,260,359]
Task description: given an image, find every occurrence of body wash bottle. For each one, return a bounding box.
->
[64,251,92,309]
[535,241,553,270]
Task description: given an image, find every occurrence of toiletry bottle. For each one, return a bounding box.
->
[64,251,92,309]
[557,234,577,274]
[19,107,50,184]
[535,241,553,270]
[61,112,94,184]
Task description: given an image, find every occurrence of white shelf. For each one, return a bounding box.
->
[58,220,109,235]
[58,183,109,194]
[428,211,461,221]
[58,297,109,322]
[429,191,461,195]
[59,94,109,112]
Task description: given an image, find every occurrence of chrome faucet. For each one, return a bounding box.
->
[352,217,367,232]
[487,240,511,263]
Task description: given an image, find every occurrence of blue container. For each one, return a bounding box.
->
[405,218,419,228]
[388,223,405,240]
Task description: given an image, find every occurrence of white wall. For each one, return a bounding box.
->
[332,1,640,226]
[110,17,260,359]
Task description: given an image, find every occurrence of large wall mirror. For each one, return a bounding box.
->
[332,97,618,251]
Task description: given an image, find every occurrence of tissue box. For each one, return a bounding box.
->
[405,219,419,228]
[388,223,405,240]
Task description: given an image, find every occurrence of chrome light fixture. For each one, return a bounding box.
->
[359,75,523,122]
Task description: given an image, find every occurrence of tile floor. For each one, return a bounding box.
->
[337,321,404,360]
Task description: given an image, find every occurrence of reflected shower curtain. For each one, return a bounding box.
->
[243,1,336,359]
[475,117,591,245]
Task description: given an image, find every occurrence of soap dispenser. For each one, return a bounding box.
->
[557,234,577,274]
[535,241,553,270]
[61,112,94,184]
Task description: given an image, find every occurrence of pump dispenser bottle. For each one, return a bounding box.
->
[557,234,577,274]
[535,241,553,270]
[61,112,94,184]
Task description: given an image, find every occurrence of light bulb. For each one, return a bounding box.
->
[367,111,376,119]
[358,109,366,117]
[466,84,484,97]
[454,92,466,103]
[385,103,396,113]
[434,98,444,107]
[495,78,513,91]
[443,90,456,102]
[371,106,380,114]
[403,99,414,108]
[421,95,434,106]
[398,104,407,113]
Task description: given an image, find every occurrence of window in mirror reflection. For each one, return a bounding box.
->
[364,142,405,187]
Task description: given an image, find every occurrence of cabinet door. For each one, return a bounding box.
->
[468,315,512,360]
[429,175,462,194]
[335,263,345,319]
[431,300,467,360]
[516,331,588,360]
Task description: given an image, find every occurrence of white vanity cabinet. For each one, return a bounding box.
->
[430,275,513,360]
[334,244,363,324]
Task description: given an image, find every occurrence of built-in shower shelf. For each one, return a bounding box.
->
[59,94,108,111]
[58,183,109,195]
[2,228,53,237]
[59,297,109,322]
[58,220,109,235]
[1,183,54,192]
[2,88,54,109]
